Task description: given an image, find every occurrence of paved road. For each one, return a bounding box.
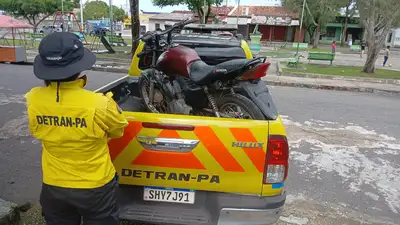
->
[0,64,399,224]
[269,86,400,225]
[0,64,125,204]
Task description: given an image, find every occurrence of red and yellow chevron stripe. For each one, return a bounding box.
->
[108,120,267,173]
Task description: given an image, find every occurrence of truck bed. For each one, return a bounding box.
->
[95,75,287,225]
[85,70,126,91]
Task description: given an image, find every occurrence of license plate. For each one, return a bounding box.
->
[143,186,195,204]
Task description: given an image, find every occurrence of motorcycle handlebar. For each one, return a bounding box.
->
[139,18,197,42]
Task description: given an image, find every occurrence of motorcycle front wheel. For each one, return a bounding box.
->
[217,94,265,120]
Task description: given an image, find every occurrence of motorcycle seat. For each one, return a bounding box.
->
[188,59,251,86]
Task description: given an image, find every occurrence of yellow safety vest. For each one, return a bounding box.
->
[25,79,128,189]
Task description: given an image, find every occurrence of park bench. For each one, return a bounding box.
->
[307,52,335,65]
[292,43,308,49]
[350,45,361,52]
[279,42,288,49]
[29,33,46,40]
[108,34,127,46]
[28,33,46,47]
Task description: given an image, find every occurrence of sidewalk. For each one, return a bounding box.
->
[263,74,400,95]
[21,54,400,95]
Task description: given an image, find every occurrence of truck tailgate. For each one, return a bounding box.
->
[109,112,269,195]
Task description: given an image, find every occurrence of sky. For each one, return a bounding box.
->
[87,0,281,13]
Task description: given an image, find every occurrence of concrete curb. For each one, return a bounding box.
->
[25,53,132,63]
[5,61,399,95]
[264,80,400,95]
[280,72,400,85]
[0,198,20,225]
[91,66,128,74]
[8,62,130,74]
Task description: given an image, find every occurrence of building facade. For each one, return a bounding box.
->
[386,28,400,48]
[226,6,304,42]
[318,14,364,44]
[148,13,193,31]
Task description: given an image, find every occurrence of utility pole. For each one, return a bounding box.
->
[127,0,131,17]
[61,0,64,32]
[80,0,84,32]
[296,0,306,56]
[236,0,240,26]
[202,0,207,24]
[109,0,113,35]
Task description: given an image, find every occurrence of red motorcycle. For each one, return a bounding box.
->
[137,19,274,120]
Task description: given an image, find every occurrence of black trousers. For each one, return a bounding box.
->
[40,175,119,225]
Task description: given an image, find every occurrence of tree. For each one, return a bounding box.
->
[129,0,140,54]
[112,6,127,22]
[72,0,80,8]
[0,0,74,32]
[152,0,223,24]
[339,0,357,46]
[283,0,346,48]
[82,1,126,21]
[83,0,109,20]
[356,0,400,73]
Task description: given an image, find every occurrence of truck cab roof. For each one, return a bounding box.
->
[172,33,242,48]
[182,23,239,32]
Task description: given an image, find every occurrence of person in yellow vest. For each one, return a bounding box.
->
[25,32,128,225]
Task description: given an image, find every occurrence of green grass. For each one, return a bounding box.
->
[282,63,400,79]
[280,47,334,53]
[83,35,132,45]
[95,52,133,61]
[0,38,39,49]
[0,34,131,49]
[263,51,295,58]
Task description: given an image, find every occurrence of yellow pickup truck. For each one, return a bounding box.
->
[95,39,289,225]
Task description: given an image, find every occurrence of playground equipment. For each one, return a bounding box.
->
[249,24,262,54]
[0,15,32,63]
[52,11,86,42]
[89,31,127,54]
[90,32,115,54]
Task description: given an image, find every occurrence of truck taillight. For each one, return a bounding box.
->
[264,135,289,184]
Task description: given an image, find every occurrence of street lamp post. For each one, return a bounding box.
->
[296,0,306,56]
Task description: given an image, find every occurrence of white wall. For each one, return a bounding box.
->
[393,28,400,48]
[226,17,249,25]
[386,28,400,48]
[148,20,183,31]
[148,20,164,31]
[140,22,149,33]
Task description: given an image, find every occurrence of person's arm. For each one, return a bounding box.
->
[96,92,128,139]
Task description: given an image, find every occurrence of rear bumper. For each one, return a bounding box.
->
[118,185,286,225]
[218,207,284,225]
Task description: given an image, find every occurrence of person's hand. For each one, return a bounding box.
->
[105,91,114,99]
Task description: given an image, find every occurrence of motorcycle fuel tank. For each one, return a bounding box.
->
[156,45,201,78]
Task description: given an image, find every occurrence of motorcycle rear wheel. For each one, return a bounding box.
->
[138,76,168,113]
[217,94,265,120]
